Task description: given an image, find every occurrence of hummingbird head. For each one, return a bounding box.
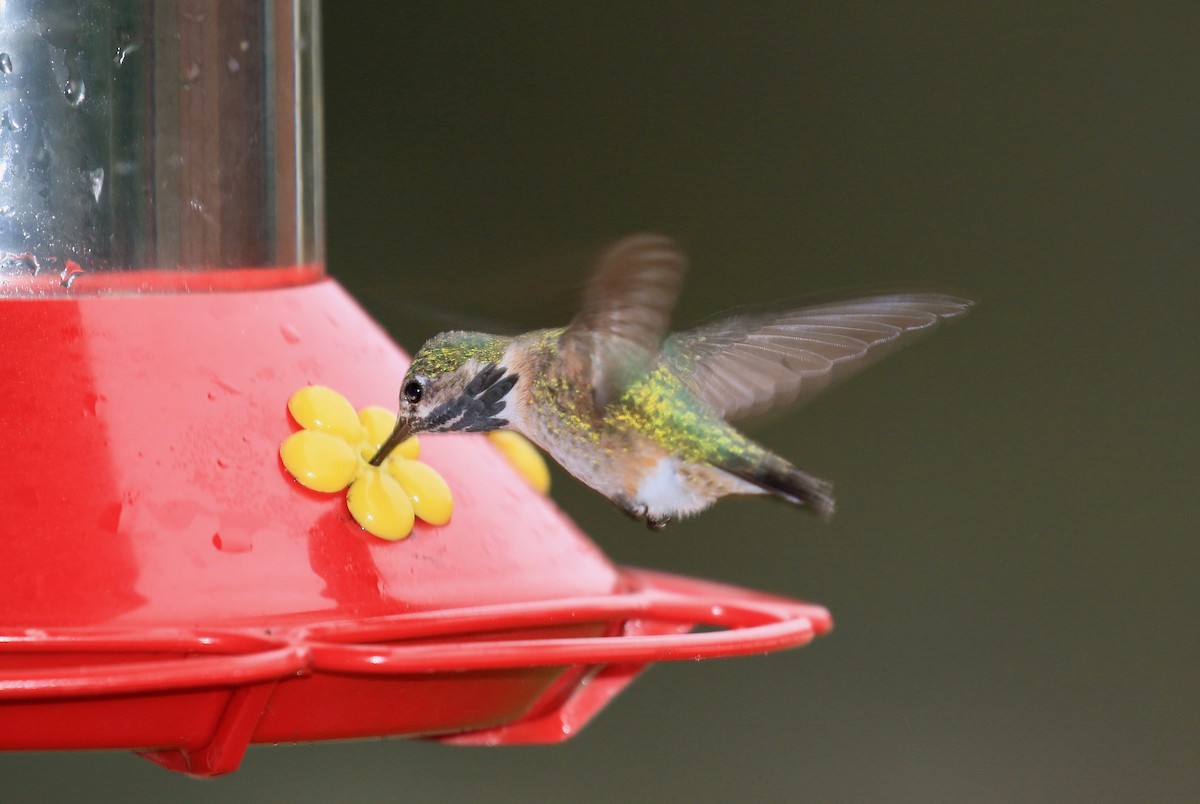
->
[369,332,518,465]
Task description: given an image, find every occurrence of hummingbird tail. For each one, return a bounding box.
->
[727,458,836,520]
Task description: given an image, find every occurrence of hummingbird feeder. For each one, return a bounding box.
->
[0,0,830,777]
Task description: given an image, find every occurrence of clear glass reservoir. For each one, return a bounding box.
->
[0,0,322,293]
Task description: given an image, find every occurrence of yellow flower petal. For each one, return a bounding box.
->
[357,405,420,462]
[280,430,358,492]
[394,434,420,460]
[347,468,415,540]
[488,431,551,494]
[387,458,453,526]
[358,406,397,449]
[288,386,363,442]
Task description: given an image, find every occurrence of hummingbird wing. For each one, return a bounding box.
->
[559,234,687,409]
[663,293,973,421]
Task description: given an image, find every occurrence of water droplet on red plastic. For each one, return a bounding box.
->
[212,530,253,553]
[97,502,122,533]
[280,323,302,344]
[82,391,105,416]
[211,377,242,395]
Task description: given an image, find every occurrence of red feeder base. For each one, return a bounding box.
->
[0,276,830,776]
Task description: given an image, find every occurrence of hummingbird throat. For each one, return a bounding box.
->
[424,363,518,433]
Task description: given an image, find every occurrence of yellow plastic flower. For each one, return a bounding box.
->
[280,386,452,540]
[487,431,551,494]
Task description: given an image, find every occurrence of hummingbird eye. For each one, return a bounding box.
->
[403,379,424,405]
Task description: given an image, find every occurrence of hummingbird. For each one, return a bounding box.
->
[371,234,971,529]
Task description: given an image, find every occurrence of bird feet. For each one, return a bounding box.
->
[615,496,671,531]
[644,513,671,531]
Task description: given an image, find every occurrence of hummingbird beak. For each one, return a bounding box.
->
[369,418,413,466]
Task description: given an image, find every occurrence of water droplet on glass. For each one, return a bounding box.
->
[183,62,201,85]
[1,252,40,275]
[280,323,302,344]
[0,53,12,74]
[60,260,85,288]
[114,42,140,66]
[1,107,23,132]
[64,74,85,106]
[188,197,215,223]
[30,145,50,170]
[226,57,239,74]
[87,167,104,202]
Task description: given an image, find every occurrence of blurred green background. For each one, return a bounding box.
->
[6,2,1196,801]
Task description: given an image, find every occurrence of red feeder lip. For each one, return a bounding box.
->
[303,567,831,673]
[0,568,830,696]
[0,568,830,773]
